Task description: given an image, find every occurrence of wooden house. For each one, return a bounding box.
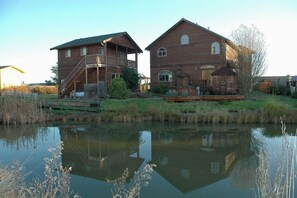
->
[145,18,240,95]
[0,65,25,90]
[50,32,142,98]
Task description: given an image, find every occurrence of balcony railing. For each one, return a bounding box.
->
[85,54,136,68]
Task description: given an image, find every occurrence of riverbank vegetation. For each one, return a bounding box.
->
[0,90,296,124]
[98,91,297,124]
[0,94,46,124]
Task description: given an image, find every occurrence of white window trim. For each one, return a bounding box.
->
[98,47,104,55]
[80,47,87,56]
[181,34,189,45]
[157,47,167,57]
[65,49,71,58]
[158,70,172,82]
[211,42,220,55]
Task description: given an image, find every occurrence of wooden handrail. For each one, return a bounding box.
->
[59,56,86,96]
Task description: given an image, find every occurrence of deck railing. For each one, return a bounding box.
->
[85,54,136,68]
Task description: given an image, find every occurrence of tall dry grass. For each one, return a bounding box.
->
[255,118,297,198]
[108,164,156,198]
[0,94,46,124]
[0,142,75,197]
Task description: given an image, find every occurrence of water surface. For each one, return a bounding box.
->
[0,122,296,197]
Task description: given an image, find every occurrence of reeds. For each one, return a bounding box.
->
[0,94,46,124]
[0,142,75,197]
[255,118,297,198]
[108,164,156,198]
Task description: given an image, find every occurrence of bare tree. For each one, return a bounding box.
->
[231,24,267,93]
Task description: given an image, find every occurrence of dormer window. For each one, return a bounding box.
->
[181,35,189,45]
[157,47,167,57]
[65,49,71,58]
[80,47,87,56]
[211,42,220,54]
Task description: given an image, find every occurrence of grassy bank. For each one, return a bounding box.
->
[46,92,297,124]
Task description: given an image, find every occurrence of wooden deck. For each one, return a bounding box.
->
[164,95,245,102]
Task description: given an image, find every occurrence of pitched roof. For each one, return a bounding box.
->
[50,32,142,53]
[0,65,25,73]
[211,66,236,76]
[145,18,237,50]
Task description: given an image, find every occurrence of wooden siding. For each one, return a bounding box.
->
[148,20,238,95]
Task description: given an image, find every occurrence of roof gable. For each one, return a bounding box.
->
[50,32,142,53]
[0,65,25,73]
[145,18,236,50]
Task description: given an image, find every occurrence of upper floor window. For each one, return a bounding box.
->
[65,49,71,58]
[119,51,125,59]
[211,42,220,54]
[80,47,88,56]
[157,47,167,57]
[181,34,189,45]
[158,70,172,82]
[98,47,104,55]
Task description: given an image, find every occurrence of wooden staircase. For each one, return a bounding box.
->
[59,57,86,98]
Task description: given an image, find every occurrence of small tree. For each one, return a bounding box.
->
[122,67,139,91]
[108,78,130,99]
[231,24,267,93]
[45,65,58,85]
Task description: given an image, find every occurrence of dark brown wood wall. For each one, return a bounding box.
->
[149,21,228,89]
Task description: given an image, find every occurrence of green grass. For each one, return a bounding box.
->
[41,91,297,124]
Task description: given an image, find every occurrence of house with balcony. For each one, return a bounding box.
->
[50,32,142,98]
[145,18,240,96]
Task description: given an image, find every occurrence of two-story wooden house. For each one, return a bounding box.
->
[145,18,239,95]
[51,32,142,98]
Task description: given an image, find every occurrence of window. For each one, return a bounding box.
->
[80,47,87,56]
[65,49,71,58]
[98,47,104,55]
[211,42,220,54]
[158,70,172,82]
[119,51,125,59]
[211,162,220,174]
[157,47,167,57]
[112,73,121,79]
[181,34,189,45]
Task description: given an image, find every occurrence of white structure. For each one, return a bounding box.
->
[0,65,25,89]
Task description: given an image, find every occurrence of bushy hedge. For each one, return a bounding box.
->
[108,78,130,99]
[151,83,169,94]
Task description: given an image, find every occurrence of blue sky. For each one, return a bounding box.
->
[1,0,296,83]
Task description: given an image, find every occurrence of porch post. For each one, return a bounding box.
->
[135,52,138,73]
[104,42,108,97]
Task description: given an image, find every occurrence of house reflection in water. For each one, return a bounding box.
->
[59,124,144,181]
[150,128,247,193]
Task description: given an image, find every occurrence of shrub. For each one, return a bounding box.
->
[258,81,272,93]
[151,83,169,94]
[122,67,139,91]
[108,78,130,99]
[268,85,290,96]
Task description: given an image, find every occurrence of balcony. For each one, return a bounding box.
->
[85,54,136,68]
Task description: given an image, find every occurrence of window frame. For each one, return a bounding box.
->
[111,73,121,79]
[65,49,71,58]
[158,70,172,82]
[80,47,88,56]
[181,34,189,45]
[211,42,220,55]
[98,47,104,55]
[157,47,167,57]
